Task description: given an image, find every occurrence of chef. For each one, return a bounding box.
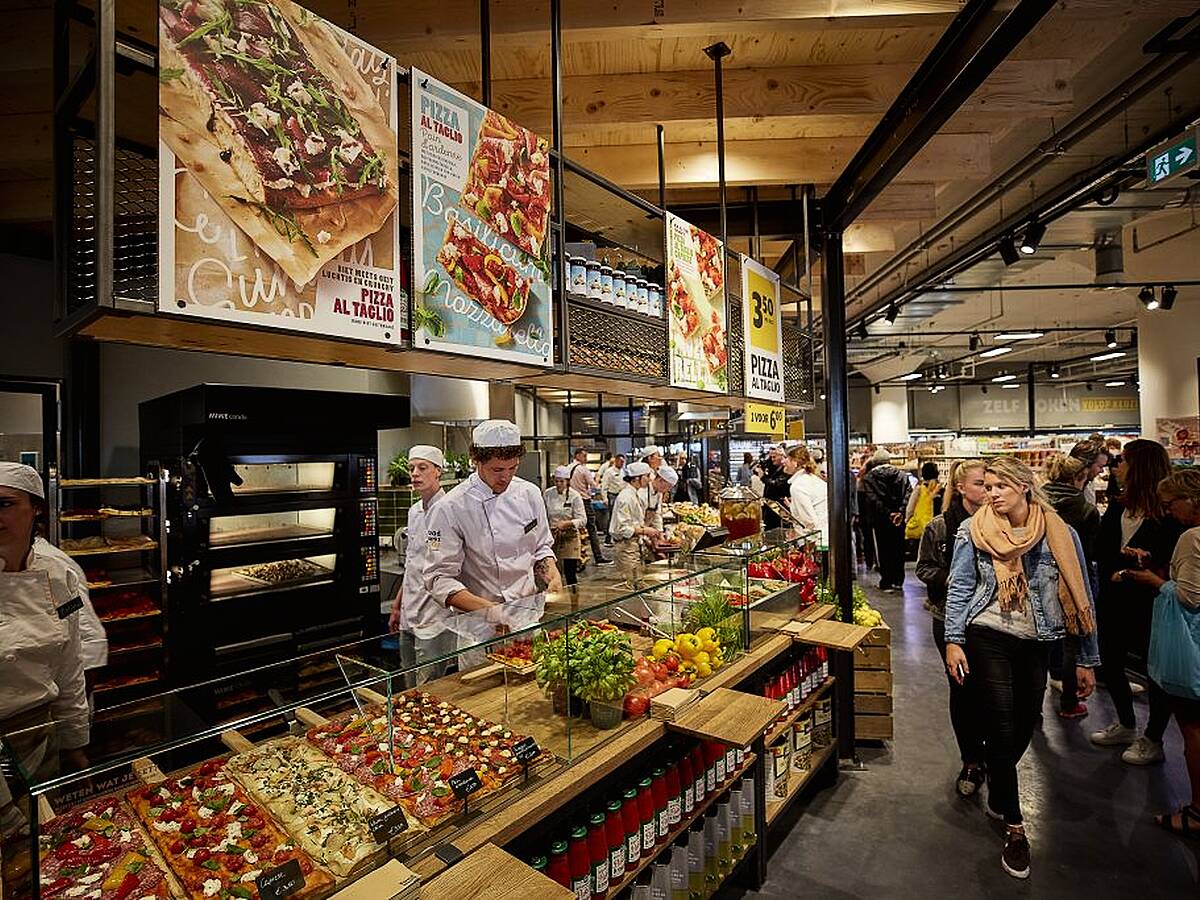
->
[424,420,561,640]
[639,445,664,474]
[388,445,456,683]
[645,463,676,537]
[0,463,90,837]
[544,465,587,585]
[608,461,662,587]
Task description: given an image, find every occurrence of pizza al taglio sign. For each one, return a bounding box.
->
[740,254,785,402]
[745,402,786,437]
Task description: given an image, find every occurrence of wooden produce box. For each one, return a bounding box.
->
[853,621,893,742]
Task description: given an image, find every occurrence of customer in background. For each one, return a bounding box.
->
[568,447,609,566]
[856,450,881,571]
[1041,454,1101,719]
[1090,438,1183,765]
[861,448,912,592]
[1069,438,1110,507]
[544,465,587,586]
[761,445,790,530]
[783,445,829,547]
[916,458,988,797]
[1122,469,1200,836]
[736,452,754,487]
[601,453,626,545]
[905,461,942,542]
[944,456,1098,879]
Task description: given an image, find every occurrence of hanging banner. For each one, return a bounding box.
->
[157,0,403,343]
[666,213,728,392]
[745,402,786,437]
[410,69,553,366]
[740,254,785,402]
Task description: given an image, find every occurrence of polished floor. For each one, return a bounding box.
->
[748,566,1199,896]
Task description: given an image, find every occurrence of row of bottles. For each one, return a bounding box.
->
[763,647,829,715]
[535,740,750,899]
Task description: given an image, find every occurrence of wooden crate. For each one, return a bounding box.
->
[854,693,893,715]
[854,644,891,671]
[862,624,891,647]
[853,620,893,742]
[852,668,892,694]
[855,714,894,741]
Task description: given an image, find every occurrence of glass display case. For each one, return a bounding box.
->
[1,558,753,898]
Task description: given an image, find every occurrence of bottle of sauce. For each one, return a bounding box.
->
[715,801,732,876]
[690,744,706,804]
[706,742,720,792]
[531,854,548,875]
[678,750,695,816]
[637,777,657,857]
[702,808,720,893]
[547,840,571,888]
[686,822,705,899]
[650,768,669,843]
[664,759,682,827]
[589,812,610,898]
[569,825,592,900]
[622,787,643,868]
[606,799,627,881]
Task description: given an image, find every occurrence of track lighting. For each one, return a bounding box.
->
[1161,284,1178,310]
[1019,218,1046,255]
[1138,285,1159,310]
[885,303,899,324]
[998,236,1020,266]
[1104,329,1117,348]
[969,333,980,351]
[855,320,868,341]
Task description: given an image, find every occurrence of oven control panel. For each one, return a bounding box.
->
[359,500,377,538]
[361,544,379,583]
[358,457,377,493]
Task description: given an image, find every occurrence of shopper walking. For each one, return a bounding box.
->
[1125,469,1200,836]
[736,452,754,487]
[861,448,911,591]
[1090,438,1183,765]
[760,445,789,530]
[568,447,610,566]
[544,465,587,586]
[944,456,1099,879]
[1069,438,1110,508]
[916,459,988,797]
[783,445,828,547]
[1041,454,1102,719]
[905,461,942,540]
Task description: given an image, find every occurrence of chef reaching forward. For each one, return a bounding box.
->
[608,461,663,587]
[424,420,561,637]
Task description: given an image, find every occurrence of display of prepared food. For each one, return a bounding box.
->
[38,795,178,899]
[127,759,334,899]
[234,559,329,587]
[96,591,161,622]
[486,638,535,671]
[225,737,413,878]
[307,691,549,827]
[668,502,720,526]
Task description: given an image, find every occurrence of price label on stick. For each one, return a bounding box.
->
[512,736,540,765]
[368,806,410,844]
[256,859,305,900]
[449,768,482,800]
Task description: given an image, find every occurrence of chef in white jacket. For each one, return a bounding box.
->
[608,461,661,587]
[0,463,91,837]
[424,420,560,645]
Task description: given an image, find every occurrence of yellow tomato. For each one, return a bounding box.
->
[695,662,713,678]
[692,651,711,667]
[652,638,675,660]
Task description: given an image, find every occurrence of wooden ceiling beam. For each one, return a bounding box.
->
[569,133,989,190]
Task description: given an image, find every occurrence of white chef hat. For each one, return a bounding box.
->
[553,465,572,480]
[409,445,445,469]
[472,419,522,447]
[655,465,679,487]
[640,445,663,459]
[625,461,652,479]
[0,462,44,499]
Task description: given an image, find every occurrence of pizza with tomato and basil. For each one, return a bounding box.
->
[38,796,178,899]
[126,761,333,899]
[435,218,532,326]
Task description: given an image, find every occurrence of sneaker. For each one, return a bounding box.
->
[1121,736,1165,766]
[956,765,986,797]
[1047,677,1063,693]
[1058,703,1088,719]
[596,558,615,566]
[1130,680,1147,695]
[1001,829,1031,879]
[1089,722,1137,746]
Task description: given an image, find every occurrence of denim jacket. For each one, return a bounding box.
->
[943,519,1101,666]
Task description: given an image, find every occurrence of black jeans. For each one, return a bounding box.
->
[584,502,605,561]
[932,617,986,766]
[872,518,906,588]
[967,625,1049,826]
[1048,639,1079,711]
[1097,592,1172,741]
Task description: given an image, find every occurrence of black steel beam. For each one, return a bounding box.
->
[823,0,1055,232]
[704,42,732,255]
[480,0,491,106]
[550,0,568,368]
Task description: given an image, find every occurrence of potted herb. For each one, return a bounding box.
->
[534,626,582,717]
[387,452,410,487]
[576,628,636,730]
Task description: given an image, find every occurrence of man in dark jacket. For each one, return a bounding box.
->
[861,448,911,591]
[761,445,790,530]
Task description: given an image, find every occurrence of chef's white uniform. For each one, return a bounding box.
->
[397,489,457,682]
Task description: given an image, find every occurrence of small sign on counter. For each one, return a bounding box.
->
[256,858,305,900]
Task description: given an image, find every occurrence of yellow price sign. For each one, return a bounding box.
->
[745,402,786,437]
[746,267,779,354]
[741,254,785,402]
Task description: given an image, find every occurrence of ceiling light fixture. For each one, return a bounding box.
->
[1105,380,1126,387]
[1090,350,1126,361]
[1139,286,1159,310]
[992,373,1017,382]
[1160,284,1178,310]
[1050,363,1061,379]
[900,372,923,381]
[1019,218,1046,255]
[885,303,899,324]
[979,346,1013,358]
[998,236,1020,266]
[994,331,1044,341]
[1001,383,1020,390]
[969,333,980,351]
[1104,328,1117,348]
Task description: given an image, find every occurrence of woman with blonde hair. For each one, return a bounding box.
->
[944,456,1099,879]
[783,445,828,546]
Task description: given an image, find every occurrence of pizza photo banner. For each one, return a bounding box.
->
[740,254,785,402]
[156,0,403,344]
[410,69,554,366]
[666,213,728,393]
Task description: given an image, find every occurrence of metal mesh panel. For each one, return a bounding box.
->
[567,298,668,381]
[727,297,744,397]
[113,145,159,303]
[784,327,816,408]
[68,137,98,315]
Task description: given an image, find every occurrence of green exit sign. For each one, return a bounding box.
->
[1147,131,1198,185]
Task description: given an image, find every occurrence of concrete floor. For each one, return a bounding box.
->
[747,566,1200,896]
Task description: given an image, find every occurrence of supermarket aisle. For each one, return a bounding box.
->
[744,568,1199,896]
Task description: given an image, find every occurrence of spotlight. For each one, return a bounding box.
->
[885,303,899,324]
[1138,285,1159,310]
[855,320,868,341]
[1104,328,1117,348]
[873,384,881,395]
[1086,382,1093,392]
[998,236,1020,266]
[981,385,988,394]
[1050,363,1061,379]
[1161,284,1178,310]
[969,333,980,351]
[1019,218,1046,255]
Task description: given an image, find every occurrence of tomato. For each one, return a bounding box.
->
[274,850,292,865]
[653,662,668,680]
[664,655,679,673]
[159,807,178,822]
[193,848,211,864]
[299,858,314,875]
[246,817,264,830]
[226,854,243,871]
[250,833,268,849]
[180,817,198,833]
[170,840,186,855]
[624,695,649,718]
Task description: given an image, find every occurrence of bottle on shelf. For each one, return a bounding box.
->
[727,788,744,854]
[606,799,627,882]
[740,777,758,847]
[569,825,593,900]
[622,786,643,868]
[665,757,682,828]
[650,853,672,900]
[679,748,695,816]
[702,809,720,896]
[589,812,610,898]
[686,822,706,900]
[690,744,706,805]
[631,871,652,900]
[548,840,571,889]
[669,838,690,900]
[651,767,669,842]
[715,801,733,876]
[532,854,549,876]
[638,776,657,856]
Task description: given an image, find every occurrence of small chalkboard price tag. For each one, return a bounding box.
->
[256,858,305,900]
[368,806,409,844]
[449,768,482,799]
[512,736,540,765]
